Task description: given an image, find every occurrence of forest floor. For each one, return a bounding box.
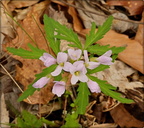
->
[0,0,144,128]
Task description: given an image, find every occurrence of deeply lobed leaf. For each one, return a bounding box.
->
[87,44,125,55]
[84,16,113,49]
[74,82,90,115]
[44,15,82,49]
[88,75,134,103]
[7,43,46,59]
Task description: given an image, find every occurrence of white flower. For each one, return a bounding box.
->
[87,80,101,93]
[70,61,88,85]
[96,50,113,65]
[32,77,50,88]
[84,50,100,69]
[68,49,82,60]
[51,52,70,76]
[52,81,66,97]
[39,53,56,67]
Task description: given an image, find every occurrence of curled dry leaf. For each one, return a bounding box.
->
[7,0,40,11]
[81,29,144,74]
[51,0,83,32]
[110,104,144,127]
[75,0,107,28]
[135,11,144,46]
[3,1,54,104]
[106,0,144,15]
[1,0,16,44]
[68,6,83,32]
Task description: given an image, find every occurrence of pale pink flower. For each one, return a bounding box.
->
[84,50,100,69]
[87,80,101,93]
[51,52,70,76]
[39,53,56,67]
[70,61,88,85]
[32,77,50,88]
[52,81,66,97]
[68,49,82,60]
[96,50,113,65]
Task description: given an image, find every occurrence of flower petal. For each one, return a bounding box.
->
[68,49,82,60]
[79,74,88,82]
[39,53,56,67]
[97,56,113,65]
[32,77,50,88]
[75,62,87,74]
[57,52,68,64]
[63,62,73,72]
[51,66,63,76]
[84,50,89,63]
[102,50,112,57]
[52,81,66,97]
[39,53,52,61]
[71,75,79,85]
[87,62,100,69]
[87,80,101,93]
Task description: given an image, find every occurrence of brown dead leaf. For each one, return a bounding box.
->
[3,1,54,104]
[7,0,40,11]
[110,104,144,127]
[80,29,144,74]
[1,1,16,43]
[51,0,83,33]
[106,0,144,15]
[90,123,117,128]
[135,11,144,46]
[68,6,83,32]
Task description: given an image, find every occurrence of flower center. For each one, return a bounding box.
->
[75,71,80,76]
[85,63,89,68]
[90,57,98,62]
[59,62,64,67]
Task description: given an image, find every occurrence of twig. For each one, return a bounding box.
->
[57,0,144,25]
[0,63,32,103]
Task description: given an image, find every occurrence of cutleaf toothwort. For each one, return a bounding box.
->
[7,14,134,126]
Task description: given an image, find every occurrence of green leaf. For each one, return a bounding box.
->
[61,112,80,128]
[88,75,134,103]
[75,82,90,114]
[87,44,125,55]
[41,117,57,127]
[87,65,109,74]
[54,74,62,81]
[18,64,57,102]
[17,117,27,127]
[44,14,82,49]
[44,15,60,54]
[17,85,36,102]
[22,110,43,127]
[7,43,46,59]
[84,16,113,49]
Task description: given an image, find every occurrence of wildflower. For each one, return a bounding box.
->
[87,80,101,93]
[52,81,66,97]
[51,52,70,76]
[32,77,50,88]
[39,53,56,67]
[70,61,88,85]
[84,50,100,69]
[68,49,82,61]
[96,50,113,65]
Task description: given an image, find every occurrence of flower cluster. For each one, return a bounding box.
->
[32,49,113,97]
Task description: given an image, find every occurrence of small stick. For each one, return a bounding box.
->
[0,63,32,103]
